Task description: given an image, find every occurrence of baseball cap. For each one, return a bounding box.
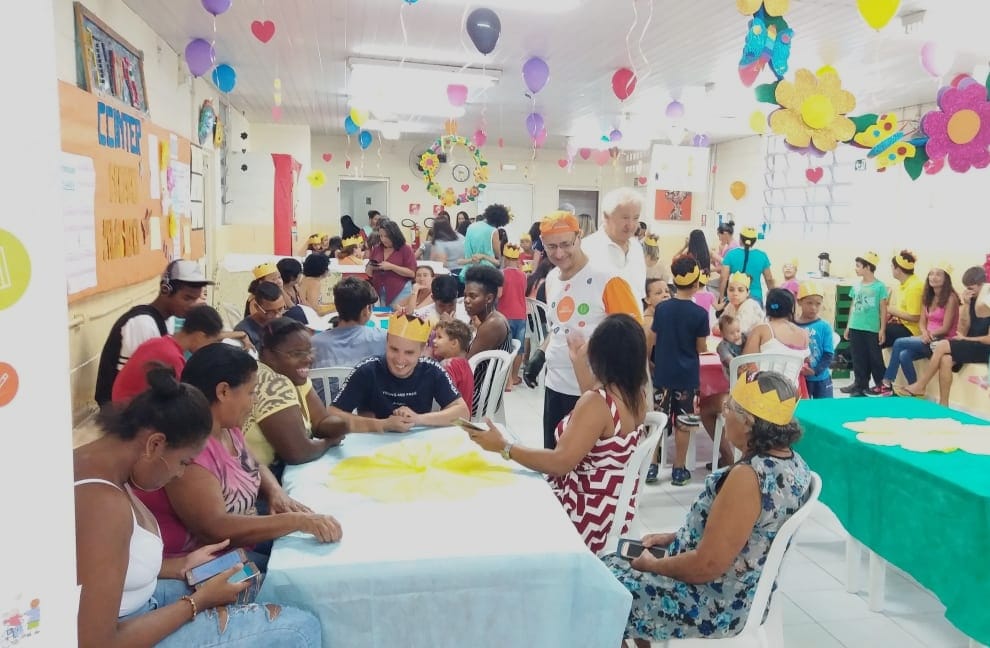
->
[164,259,213,285]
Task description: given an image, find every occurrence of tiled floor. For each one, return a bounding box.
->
[500,380,977,648]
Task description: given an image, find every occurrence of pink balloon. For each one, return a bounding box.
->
[447,83,468,107]
[271,106,283,121]
[921,41,953,77]
[533,126,548,148]
[473,129,487,147]
[593,149,611,166]
[526,113,545,139]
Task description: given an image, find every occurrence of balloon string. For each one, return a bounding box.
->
[399,3,409,70]
[377,136,383,172]
[624,0,639,87]
[211,16,218,67]
[636,0,654,86]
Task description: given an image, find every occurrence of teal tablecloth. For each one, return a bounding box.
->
[795,398,990,644]
[257,427,632,648]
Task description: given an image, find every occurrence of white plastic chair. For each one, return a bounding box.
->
[309,366,353,406]
[468,349,513,424]
[660,471,822,648]
[602,412,667,555]
[525,298,551,349]
[711,353,806,471]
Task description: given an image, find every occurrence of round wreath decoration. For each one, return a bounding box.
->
[419,135,488,207]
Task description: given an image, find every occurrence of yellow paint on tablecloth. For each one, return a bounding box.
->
[845,417,990,455]
[328,435,515,502]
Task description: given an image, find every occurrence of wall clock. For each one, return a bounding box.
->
[452,164,470,182]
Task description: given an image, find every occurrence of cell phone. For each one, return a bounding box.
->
[617,538,666,560]
[454,417,487,432]
[186,549,248,586]
[368,259,381,266]
[227,562,262,585]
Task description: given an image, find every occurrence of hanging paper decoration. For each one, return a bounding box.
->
[322,153,333,162]
[738,7,793,87]
[921,79,990,173]
[444,119,459,136]
[211,64,237,93]
[805,167,824,183]
[737,0,788,17]
[851,114,917,170]
[611,68,637,101]
[466,8,501,55]
[855,0,901,31]
[197,100,217,146]
[768,68,856,153]
[419,135,488,206]
[578,148,592,160]
[251,20,276,43]
[184,39,215,77]
[522,57,550,94]
[307,170,327,188]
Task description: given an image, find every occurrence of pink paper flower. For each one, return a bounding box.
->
[922,82,990,173]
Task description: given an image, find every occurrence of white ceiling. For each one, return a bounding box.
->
[122,0,990,149]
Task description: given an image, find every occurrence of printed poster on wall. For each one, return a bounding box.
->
[59,152,97,294]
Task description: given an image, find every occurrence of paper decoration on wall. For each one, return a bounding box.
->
[851,113,916,170]
[307,170,327,187]
[738,7,793,87]
[805,167,824,183]
[655,190,693,221]
[749,110,768,134]
[322,153,332,162]
[197,100,217,146]
[420,135,488,206]
[400,183,410,192]
[768,68,856,153]
[251,20,276,43]
[0,361,19,407]
[921,79,990,173]
[730,181,747,199]
[855,0,901,31]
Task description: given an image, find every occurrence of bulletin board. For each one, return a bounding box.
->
[58,81,205,303]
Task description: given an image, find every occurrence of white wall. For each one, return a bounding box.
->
[308,134,639,239]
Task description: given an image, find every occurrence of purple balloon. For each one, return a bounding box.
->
[522,57,550,94]
[185,38,215,78]
[202,0,232,16]
[693,133,710,147]
[526,112,545,139]
[665,100,685,120]
[609,129,622,143]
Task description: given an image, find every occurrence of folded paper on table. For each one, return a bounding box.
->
[328,434,514,502]
[846,417,990,454]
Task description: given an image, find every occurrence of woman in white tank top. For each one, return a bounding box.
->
[74,365,321,647]
[743,288,810,387]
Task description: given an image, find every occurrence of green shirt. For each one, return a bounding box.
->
[848,280,889,333]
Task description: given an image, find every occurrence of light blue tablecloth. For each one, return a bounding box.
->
[257,427,632,648]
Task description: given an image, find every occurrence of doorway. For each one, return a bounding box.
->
[558,188,600,236]
[339,178,389,231]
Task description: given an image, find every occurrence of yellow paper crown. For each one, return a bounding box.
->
[644,234,660,248]
[931,260,954,275]
[342,235,363,248]
[699,271,709,286]
[729,272,752,288]
[387,314,433,343]
[307,234,323,245]
[253,262,277,279]
[673,265,701,287]
[797,280,824,300]
[857,251,880,268]
[520,233,532,242]
[894,251,916,271]
[740,226,758,240]
[502,244,521,259]
[731,374,798,426]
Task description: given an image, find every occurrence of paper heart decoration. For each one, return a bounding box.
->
[579,148,592,160]
[637,176,648,185]
[806,167,824,183]
[557,158,568,168]
[322,153,332,162]
[400,184,410,192]
[593,149,611,166]
[498,138,504,148]
[345,160,351,169]
[271,106,282,121]
[251,20,276,43]
[924,158,945,175]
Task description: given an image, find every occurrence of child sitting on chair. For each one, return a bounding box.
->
[433,319,475,408]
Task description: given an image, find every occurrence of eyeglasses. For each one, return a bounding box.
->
[253,302,287,317]
[543,237,578,253]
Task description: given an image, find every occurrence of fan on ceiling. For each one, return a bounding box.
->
[407,140,446,178]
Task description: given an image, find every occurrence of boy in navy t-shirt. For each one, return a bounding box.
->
[648,256,710,486]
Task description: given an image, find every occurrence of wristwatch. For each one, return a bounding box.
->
[500,442,514,461]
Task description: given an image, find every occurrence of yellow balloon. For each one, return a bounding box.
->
[749,110,767,134]
[856,0,901,31]
[349,107,368,127]
[730,181,747,200]
[816,65,837,78]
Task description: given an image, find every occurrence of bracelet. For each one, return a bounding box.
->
[180,595,197,620]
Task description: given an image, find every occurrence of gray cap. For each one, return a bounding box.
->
[165,259,213,285]
[558,202,576,214]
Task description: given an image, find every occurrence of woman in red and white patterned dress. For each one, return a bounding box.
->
[467,314,649,554]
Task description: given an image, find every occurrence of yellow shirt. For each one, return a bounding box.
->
[890,274,924,335]
[243,362,313,466]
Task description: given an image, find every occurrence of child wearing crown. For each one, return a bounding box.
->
[647,255,711,486]
[339,234,370,280]
[720,272,765,336]
[328,314,470,431]
[499,244,529,388]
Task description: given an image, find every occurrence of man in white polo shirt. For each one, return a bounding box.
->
[580,187,647,307]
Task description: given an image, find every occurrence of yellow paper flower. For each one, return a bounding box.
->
[441,187,458,206]
[737,0,789,16]
[328,436,514,502]
[420,152,440,177]
[769,68,856,152]
[306,170,326,188]
[474,165,489,183]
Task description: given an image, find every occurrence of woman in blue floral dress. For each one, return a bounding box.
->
[604,371,812,644]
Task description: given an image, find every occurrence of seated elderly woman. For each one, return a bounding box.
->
[467,314,648,554]
[242,318,348,473]
[74,367,321,647]
[604,370,812,644]
[135,344,343,569]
